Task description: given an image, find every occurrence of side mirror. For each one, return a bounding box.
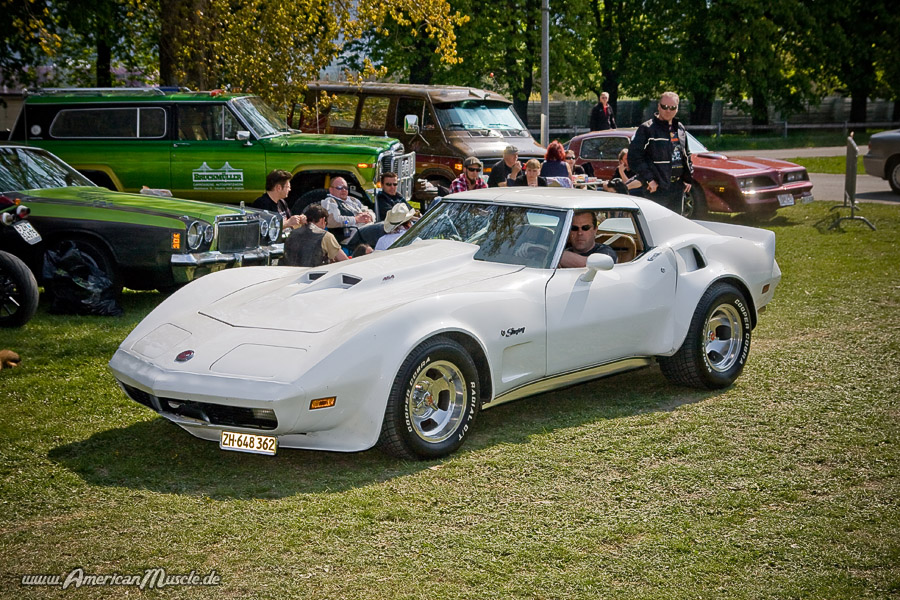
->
[579,253,615,282]
[403,115,419,135]
[236,130,251,141]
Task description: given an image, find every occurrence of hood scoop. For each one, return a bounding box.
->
[302,271,361,290]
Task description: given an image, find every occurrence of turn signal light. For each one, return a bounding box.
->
[357,162,374,169]
[171,232,182,249]
[310,397,336,410]
[454,162,463,172]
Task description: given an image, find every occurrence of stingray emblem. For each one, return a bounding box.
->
[501,327,525,337]
[175,350,195,362]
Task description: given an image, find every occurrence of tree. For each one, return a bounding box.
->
[159,0,465,112]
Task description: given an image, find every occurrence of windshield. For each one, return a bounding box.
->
[433,100,527,133]
[393,200,566,268]
[0,146,94,192]
[231,96,291,138]
[686,131,709,154]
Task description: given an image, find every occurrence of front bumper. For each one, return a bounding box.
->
[739,182,814,212]
[170,243,284,283]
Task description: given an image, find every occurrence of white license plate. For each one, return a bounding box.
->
[777,193,795,207]
[220,430,277,455]
[13,220,42,245]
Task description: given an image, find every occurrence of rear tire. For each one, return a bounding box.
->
[659,282,752,389]
[377,336,480,459]
[0,251,39,328]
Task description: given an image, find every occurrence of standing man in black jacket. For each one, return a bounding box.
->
[589,92,616,131]
[627,92,693,213]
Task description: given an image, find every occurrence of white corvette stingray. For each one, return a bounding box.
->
[109,188,780,459]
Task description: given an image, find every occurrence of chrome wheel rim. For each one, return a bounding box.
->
[704,303,744,372]
[891,163,900,189]
[408,360,468,444]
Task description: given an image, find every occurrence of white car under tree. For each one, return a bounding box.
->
[109,188,781,460]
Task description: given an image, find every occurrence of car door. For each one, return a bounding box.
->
[170,104,267,203]
[544,248,678,374]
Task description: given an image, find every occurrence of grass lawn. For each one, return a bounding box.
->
[1,201,898,599]
[693,129,884,152]
[787,155,866,175]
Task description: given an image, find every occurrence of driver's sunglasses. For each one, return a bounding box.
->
[467,167,482,172]
[570,224,593,232]
[383,182,398,187]
[566,155,576,160]
[332,185,348,191]
[659,103,678,111]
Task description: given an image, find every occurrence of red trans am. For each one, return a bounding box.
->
[566,128,813,218]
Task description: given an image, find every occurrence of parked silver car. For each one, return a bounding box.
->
[864,129,900,194]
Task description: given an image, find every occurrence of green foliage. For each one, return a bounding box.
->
[0,202,898,598]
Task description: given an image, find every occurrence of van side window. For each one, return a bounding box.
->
[327,94,358,128]
[395,97,434,131]
[359,96,390,131]
[49,107,166,139]
[177,105,241,141]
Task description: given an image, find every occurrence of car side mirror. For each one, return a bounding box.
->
[579,253,615,282]
[236,130,251,141]
[403,115,419,135]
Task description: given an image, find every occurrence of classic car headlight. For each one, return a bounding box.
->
[268,215,281,242]
[186,221,204,250]
[784,171,806,183]
[738,178,753,190]
[259,217,269,240]
[203,223,214,243]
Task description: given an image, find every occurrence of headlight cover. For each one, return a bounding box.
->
[268,215,281,242]
[187,221,203,249]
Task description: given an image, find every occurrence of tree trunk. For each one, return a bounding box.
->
[690,93,713,126]
[96,37,112,87]
[159,0,181,86]
[751,91,769,126]
[849,89,868,133]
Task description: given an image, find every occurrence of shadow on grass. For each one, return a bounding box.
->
[47,364,714,500]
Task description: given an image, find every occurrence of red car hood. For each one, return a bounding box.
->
[691,152,802,175]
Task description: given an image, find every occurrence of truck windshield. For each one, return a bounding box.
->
[231,97,291,139]
[433,100,527,133]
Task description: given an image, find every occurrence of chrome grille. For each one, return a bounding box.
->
[216,218,261,253]
[381,150,417,200]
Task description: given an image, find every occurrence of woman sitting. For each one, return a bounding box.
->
[603,148,644,196]
[539,140,572,181]
[506,159,548,187]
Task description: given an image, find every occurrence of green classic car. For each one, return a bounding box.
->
[0,144,283,292]
[9,88,416,214]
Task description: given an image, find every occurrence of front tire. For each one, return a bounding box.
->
[659,282,752,389]
[0,251,39,328]
[683,186,708,219]
[377,336,481,459]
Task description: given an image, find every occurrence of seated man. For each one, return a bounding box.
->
[559,210,617,268]
[375,203,417,250]
[252,169,305,230]
[283,203,348,267]
[375,171,410,220]
[321,176,376,244]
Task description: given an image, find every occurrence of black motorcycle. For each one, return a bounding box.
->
[0,198,41,327]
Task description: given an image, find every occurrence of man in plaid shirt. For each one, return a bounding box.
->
[449,156,488,194]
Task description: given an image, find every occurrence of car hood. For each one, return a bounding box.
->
[692,152,804,174]
[17,186,255,222]
[199,240,523,333]
[260,133,398,154]
[448,135,547,162]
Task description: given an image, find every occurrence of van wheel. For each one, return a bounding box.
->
[290,189,328,215]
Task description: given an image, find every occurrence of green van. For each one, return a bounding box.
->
[9,88,416,212]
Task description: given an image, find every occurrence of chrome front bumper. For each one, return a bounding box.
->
[170,243,284,283]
